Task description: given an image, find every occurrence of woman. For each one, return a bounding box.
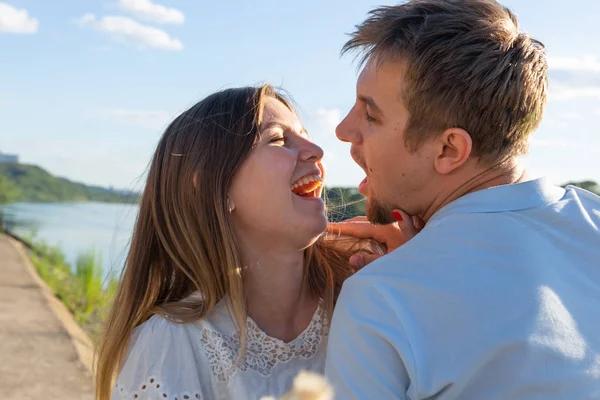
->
[96,84,414,400]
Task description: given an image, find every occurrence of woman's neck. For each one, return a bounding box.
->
[242,250,319,343]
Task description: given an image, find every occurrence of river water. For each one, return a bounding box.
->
[0,202,138,281]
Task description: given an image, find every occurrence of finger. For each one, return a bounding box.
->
[342,216,368,222]
[349,252,383,270]
[326,218,369,229]
[327,220,401,245]
[391,209,419,238]
[325,222,375,239]
[413,216,426,231]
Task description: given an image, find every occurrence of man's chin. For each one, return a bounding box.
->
[366,199,395,225]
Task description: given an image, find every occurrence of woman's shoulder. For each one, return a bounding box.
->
[113,315,220,400]
[124,314,199,354]
[128,295,234,342]
[134,313,197,338]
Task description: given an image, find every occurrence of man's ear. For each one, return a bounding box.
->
[433,128,473,175]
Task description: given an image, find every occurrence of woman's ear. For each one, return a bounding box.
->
[227,197,235,213]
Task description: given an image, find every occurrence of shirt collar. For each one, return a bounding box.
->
[428,177,566,223]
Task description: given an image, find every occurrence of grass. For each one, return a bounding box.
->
[24,233,118,341]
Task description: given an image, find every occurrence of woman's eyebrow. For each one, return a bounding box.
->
[260,121,308,136]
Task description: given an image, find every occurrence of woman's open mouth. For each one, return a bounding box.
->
[291,175,323,198]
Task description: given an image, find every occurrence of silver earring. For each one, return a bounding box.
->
[227,198,234,213]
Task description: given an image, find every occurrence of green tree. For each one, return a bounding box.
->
[0,163,139,203]
[325,187,366,221]
[0,176,22,203]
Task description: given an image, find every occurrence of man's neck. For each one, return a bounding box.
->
[421,157,529,222]
[241,248,317,343]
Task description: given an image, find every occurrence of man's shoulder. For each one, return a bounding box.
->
[563,185,600,219]
[565,184,600,202]
[354,218,476,276]
[346,213,522,297]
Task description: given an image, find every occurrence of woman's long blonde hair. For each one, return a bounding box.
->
[95,85,361,399]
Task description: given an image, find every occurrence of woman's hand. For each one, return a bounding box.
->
[326,209,424,270]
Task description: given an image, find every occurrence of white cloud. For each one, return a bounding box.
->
[311,108,342,162]
[76,13,95,27]
[0,2,38,34]
[75,13,183,51]
[547,55,600,100]
[557,112,581,120]
[310,108,342,157]
[314,108,342,130]
[93,108,174,130]
[548,55,600,72]
[118,0,184,24]
[529,138,570,148]
[549,84,600,101]
[306,107,365,186]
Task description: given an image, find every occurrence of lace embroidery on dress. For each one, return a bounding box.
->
[200,302,328,382]
[114,376,203,400]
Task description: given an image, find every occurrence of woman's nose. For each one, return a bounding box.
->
[300,138,324,162]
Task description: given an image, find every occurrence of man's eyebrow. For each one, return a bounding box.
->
[358,94,383,115]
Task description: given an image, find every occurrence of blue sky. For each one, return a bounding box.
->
[1,0,598,191]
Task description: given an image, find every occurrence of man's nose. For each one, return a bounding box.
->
[335,111,361,144]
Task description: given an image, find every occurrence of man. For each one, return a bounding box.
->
[324,1,600,399]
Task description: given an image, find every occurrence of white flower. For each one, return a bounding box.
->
[260,370,334,400]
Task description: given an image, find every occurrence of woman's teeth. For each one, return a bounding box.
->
[291,175,322,196]
[292,175,321,188]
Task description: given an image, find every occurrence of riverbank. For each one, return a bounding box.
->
[6,230,118,342]
[0,234,94,399]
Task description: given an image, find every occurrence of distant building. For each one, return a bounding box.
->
[0,151,19,164]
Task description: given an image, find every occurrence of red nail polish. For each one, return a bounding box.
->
[392,211,403,222]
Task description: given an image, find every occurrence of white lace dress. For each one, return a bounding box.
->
[111,297,328,400]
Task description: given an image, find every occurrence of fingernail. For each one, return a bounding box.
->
[349,255,364,268]
[392,211,403,222]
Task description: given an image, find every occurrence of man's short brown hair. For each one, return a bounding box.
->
[343,0,548,163]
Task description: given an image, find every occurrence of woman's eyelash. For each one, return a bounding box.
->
[270,136,286,143]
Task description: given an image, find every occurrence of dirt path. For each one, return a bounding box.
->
[0,234,95,400]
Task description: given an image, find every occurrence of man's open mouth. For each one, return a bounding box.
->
[291,175,323,198]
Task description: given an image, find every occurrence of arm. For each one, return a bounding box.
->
[325,277,416,400]
[326,212,424,269]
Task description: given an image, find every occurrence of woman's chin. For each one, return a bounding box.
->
[315,215,329,236]
[306,213,328,234]
[292,192,325,209]
[291,193,327,220]
[293,215,328,249]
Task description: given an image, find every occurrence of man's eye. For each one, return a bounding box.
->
[365,111,376,123]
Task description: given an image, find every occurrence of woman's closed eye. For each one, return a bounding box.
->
[270,135,287,145]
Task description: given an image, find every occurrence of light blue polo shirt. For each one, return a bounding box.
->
[325,178,600,399]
